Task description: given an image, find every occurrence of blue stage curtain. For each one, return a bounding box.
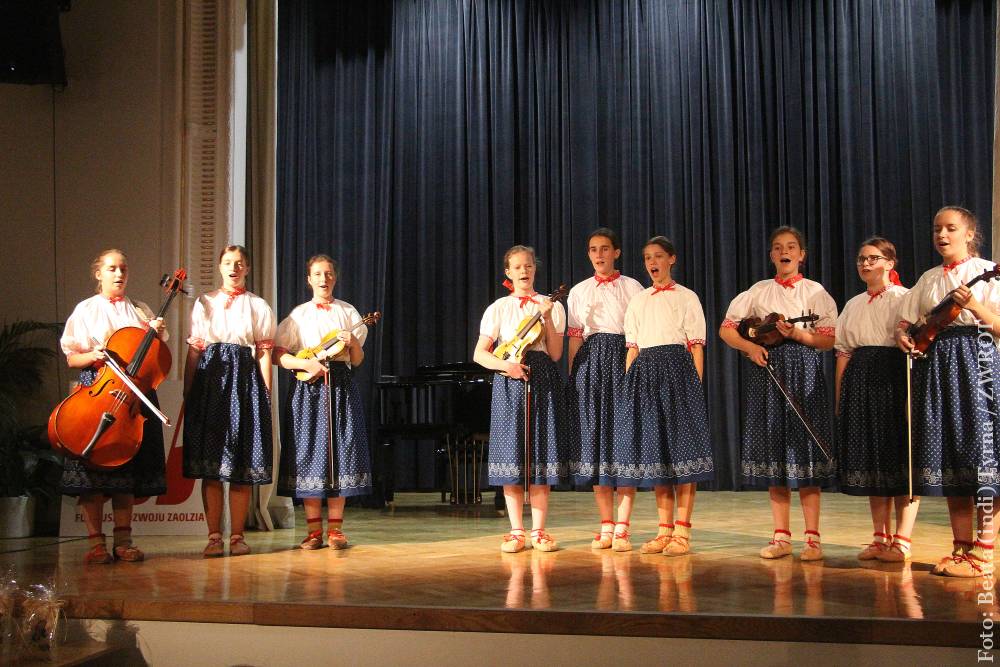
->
[276,0,995,493]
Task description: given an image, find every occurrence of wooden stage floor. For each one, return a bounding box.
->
[1,492,990,648]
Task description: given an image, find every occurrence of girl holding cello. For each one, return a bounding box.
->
[895,207,1000,577]
[274,254,371,550]
[835,238,918,561]
[473,245,567,553]
[719,227,837,560]
[565,228,644,551]
[184,245,276,557]
[59,249,167,563]
[616,236,715,556]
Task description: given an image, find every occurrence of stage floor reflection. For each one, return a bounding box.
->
[2,492,989,647]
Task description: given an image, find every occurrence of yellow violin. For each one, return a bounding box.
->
[294,312,381,382]
[492,285,568,364]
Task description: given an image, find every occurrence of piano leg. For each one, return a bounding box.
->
[380,438,396,507]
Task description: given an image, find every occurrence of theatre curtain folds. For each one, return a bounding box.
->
[276,0,995,491]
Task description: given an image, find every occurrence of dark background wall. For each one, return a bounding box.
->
[276,0,995,494]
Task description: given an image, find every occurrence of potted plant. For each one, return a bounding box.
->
[0,320,62,538]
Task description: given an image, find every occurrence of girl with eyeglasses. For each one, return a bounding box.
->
[835,238,917,561]
[895,207,1000,577]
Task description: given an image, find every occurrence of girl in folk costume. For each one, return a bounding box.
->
[895,207,1000,577]
[835,238,919,561]
[566,228,644,551]
[184,245,276,557]
[473,245,568,553]
[274,255,371,550]
[719,227,837,560]
[614,236,715,555]
[59,249,167,563]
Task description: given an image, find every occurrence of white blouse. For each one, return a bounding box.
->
[834,285,908,357]
[623,283,706,350]
[566,272,645,339]
[722,276,838,338]
[186,289,276,351]
[61,294,167,356]
[479,294,566,355]
[897,256,1000,331]
[275,299,368,365]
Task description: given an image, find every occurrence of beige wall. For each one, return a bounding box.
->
[0,1,181,422]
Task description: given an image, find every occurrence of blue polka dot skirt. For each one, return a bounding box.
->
[911,326,1000,498]
[60,367,167,497]
[836,346,909,496]
[183,343,273,484]
[741,342,836,489]
[567,333,627,486]
[488,351,569,486]
[277,363,372,498]
[612,344,715,487]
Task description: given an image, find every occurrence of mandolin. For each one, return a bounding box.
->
[293,312,381,382]
[492,285,568,364]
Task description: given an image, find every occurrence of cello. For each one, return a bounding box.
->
[48,269,187,469]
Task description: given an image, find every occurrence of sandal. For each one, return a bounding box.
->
[327,529,349,550]
[611,522,631,552]
[501,529,527,553]
[203,532,224,558]
[591,521,615,549]
[530,529,558,552]
[300,529,324,550]
[229,533,251,557]
[640,523,674,554]
[84,539,113,565]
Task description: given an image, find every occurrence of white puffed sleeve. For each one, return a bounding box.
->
[548,301,566,335]
[566,288,584,338]
[274,314,302,357]
[186,296,209,351]
[59,303,91,356]
[722,289,754,329]
[479,302,500,344]
[809,288,838,338]
[345,304,369,347]
[251,298,276,351]
[623,296,640,348]
[683,291,707,348]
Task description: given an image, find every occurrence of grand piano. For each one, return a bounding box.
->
[376,362,495,505]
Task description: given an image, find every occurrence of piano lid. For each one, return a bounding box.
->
[378,361,492,385]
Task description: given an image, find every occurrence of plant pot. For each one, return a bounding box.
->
[0,496,35,538]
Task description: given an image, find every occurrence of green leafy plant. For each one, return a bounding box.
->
[0,320,62,497]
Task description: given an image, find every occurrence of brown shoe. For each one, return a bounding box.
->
[932,540,974,574]
[203,533,224,558]
[299,530,324,550]
[84,540,113,565]
[113,544,145,562]
[229,533,251,557]
[501,529,527,553]
[591,521,614,549]
[858,532,891,560]
[327,529,349,550]
[530,529,558,552]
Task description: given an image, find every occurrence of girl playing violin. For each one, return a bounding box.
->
[719,226,837,560]
[566,228,644,551]
[59,249,167,563]
[895,207,1000,577]
[473,245,567,553]
[616,236,714,556]
[184,245,276,557]
[835,238,918,561]
[274,254,371,550]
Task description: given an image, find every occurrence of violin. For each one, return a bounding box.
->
[47,269,187,469]
[906,266,1000,357]
[492,285,569,364]
[293,312,381,382]
[737,312,819,349]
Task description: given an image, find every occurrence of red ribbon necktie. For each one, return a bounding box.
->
[595,271,620,286]
[223,288,246,309]
[943,256,971,274]
[867,285,889,303]
[502,279,537,308]
[652,282,676,295]
[315,301,332,311]
[774,274,803,289]
[108,296,125,305]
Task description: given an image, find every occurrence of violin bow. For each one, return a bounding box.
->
[905,353,915,502]
[762,362,833,462]
[523,368,532,504]
[325,360,339,491]
[89,336,170,425]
